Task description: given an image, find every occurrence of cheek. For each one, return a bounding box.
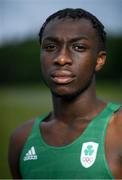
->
[76,54,96,74]
[40,58,49,82]
[40,54,51,72]
[74,55,96,83]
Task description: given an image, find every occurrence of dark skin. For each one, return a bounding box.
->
[8,18,122,178]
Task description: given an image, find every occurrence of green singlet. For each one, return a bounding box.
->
[19,103,121,179]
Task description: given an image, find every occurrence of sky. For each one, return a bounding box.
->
[0,0,122,45]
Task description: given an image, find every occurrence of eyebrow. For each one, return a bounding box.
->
[42,36,89,43]
[69,36,89,43]
[42,37,60,43]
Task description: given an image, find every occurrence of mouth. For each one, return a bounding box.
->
[50,70,76,84]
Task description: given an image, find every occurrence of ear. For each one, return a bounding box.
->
[95,51,107,71]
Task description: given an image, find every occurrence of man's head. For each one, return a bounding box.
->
[39,8,107,98]
[39,8,106,52]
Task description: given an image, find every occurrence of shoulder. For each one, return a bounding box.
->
[108,106,122,134]
[106,106,122,147]
[116,106,122,117]
[8,119,35,178]
[106,106,122,148]
[113,107,122,128]
[113,107,122,132]
[105,107,122,177]
[9,119,35,151]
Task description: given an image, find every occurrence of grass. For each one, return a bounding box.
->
[0,82,121,179]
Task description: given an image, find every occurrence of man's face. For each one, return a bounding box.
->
[40,18,101,97]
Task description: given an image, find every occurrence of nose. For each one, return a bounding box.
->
[53,48,72,66]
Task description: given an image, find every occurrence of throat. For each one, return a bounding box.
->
[52,88,106,124]
[40,116,92,147]
[40,101,106,147]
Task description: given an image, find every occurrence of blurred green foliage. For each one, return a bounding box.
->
[0,40,40,83]
[0,36,122,84]
[98,36,122,80]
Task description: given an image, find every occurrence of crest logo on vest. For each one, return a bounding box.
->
[80,142,99,168]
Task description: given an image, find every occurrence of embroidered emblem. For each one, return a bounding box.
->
[80,142,99,168]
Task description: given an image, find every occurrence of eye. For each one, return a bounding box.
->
[42,43,57,52]
[72,43,86,52]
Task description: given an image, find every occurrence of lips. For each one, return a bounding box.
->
[50,70,76,84]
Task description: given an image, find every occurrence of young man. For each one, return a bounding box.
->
[8,8,122,179]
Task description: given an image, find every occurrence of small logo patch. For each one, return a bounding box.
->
[80,142,99,168]
[23,146,37,161]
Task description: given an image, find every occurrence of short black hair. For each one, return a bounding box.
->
[39,8,107,51]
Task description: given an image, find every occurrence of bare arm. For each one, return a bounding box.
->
[105,108,122,178]
[8,119,35,179]
[8,131,22,178]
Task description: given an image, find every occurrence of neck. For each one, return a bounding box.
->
[51,79,104,124]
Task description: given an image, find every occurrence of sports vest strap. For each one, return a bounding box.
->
[19,103,121,179]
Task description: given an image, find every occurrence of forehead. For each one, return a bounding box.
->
[42,18,98,41]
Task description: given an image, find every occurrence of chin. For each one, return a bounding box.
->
[51,88,71,98]
[50,85,74,97]
[51,87,83,100]
[51,80,93,100]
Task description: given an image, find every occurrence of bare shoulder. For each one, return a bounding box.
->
[10,119,35,146]
[105,107,122,178]
[113,107,122,130]
[116,107,122,118]
[8,119,35,178]
[106,107,122,150]
[108,107,122,137]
